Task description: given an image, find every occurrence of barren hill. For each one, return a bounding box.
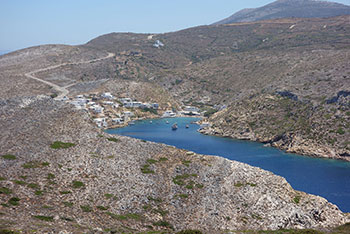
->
[1,14,350,232]
[213,0,350,25]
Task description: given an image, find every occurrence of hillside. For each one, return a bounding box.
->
[0,96,349,233]
[213,0,350,25]
[1,16,349,160]
[1,14,350,232]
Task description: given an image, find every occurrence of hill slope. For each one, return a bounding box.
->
[0,96,349,233]
[213,0,350,24]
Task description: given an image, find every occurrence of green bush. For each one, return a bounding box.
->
[141,164,155,174]
[1,154,16,160]
[8,197,20,206]
[97,205,109,210]
[50,141,76,149]
[80,205,92,212]
[72,180,84,188]
[146,159,158,164]
[63,201,73,207]
[22,161,42,169]
[107,137,119,143]
[293,195,301,204]
[34,190,43,196]
[27,183,40,189]
[60,191,71,195]
[0,187,12,195]
[203,108,218,117]
[153,220,173,229]
[13,180,26,185]
[337,128,345,135]
[47,173,55,180]
[104,193,113,199]
[32,215,54,222]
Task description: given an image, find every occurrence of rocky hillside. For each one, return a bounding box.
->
[213,0,350,25]
[0,15,349,161]
[0,96,349,233]
[200,92,350,161]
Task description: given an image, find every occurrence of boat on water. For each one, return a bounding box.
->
[150,121,153,124]
[172,123,178,130]
[128,121,135,125]
[166,120,169,124]
[185,125,189,128]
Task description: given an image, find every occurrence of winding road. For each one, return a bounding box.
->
[24,52,115,100]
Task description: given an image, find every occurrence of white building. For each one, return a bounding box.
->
[140,103,152,109]
[101,92,114,99]
[153,40,164,48]
[103,101,115,106]
[162,110,176,118]
[184,106,200,113]
[132,102,142,108]
[90,105,104,114]
[112,118,123,124]
[93,118,107,128]
[123,111,134,117]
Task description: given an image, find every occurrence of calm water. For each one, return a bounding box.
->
[106,117,350,212]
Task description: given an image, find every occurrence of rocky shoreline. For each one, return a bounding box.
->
[199,124,350,162]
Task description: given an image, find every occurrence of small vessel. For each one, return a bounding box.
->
[166,120,169,124]
[185,125,189,128]
[150,121,153,124]
[128,121,135,125]
[172,123,178,130]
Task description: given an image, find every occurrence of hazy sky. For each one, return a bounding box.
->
[1,0,349,51]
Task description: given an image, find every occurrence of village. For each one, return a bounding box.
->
[60,92,206,129]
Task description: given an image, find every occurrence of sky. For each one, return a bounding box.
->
[0,0,349,52]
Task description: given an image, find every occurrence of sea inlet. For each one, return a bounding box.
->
[106,117,350,212]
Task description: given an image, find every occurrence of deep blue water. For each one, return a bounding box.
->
[106,117,350,212]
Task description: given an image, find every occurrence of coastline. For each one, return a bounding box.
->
[106,115,350,162]
[198,122,350,163]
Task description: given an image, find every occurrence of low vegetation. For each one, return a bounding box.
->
[72,180,85,188]
[1,154,16,160]
[107,137,119,143]
[32,215,54,222]
[50,141,76,149]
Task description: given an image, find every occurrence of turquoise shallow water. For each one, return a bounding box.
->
[106,117,350,212]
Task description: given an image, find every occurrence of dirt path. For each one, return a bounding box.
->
[24,52,115,99]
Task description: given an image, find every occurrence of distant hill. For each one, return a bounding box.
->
[213,0,350,24]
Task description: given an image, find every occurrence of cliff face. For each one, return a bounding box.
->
[201,93,350,161]
[0,96,349,233]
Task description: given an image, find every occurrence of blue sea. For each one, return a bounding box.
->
[106,117,350,212]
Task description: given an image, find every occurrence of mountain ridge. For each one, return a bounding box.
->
[213,0,350,24]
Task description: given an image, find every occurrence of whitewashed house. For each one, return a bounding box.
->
[184,106,200,113]
[153,40,164,48]
[90,105,104,114]
[140,103,152,109]
[93,118,107,128]
[112,118,123,124]
[103,101,115,106]
[123,111,134,117]
[101,92,114,99]
[132,102,142,108]
[162,110,176,118]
